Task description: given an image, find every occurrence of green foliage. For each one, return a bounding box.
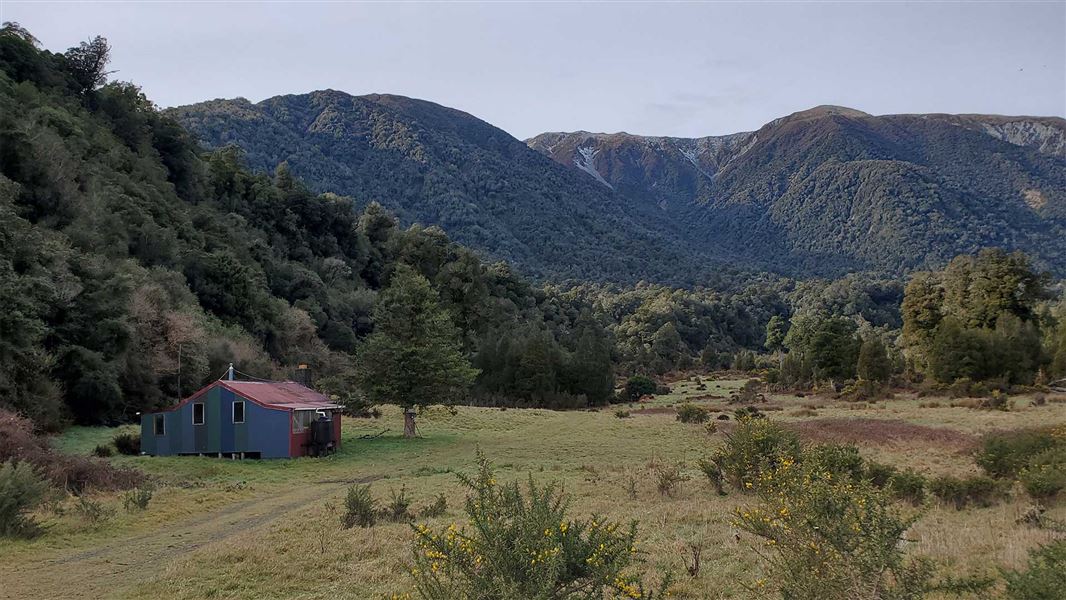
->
[112,433,140,456]
[886,470,927,506]
[122,486,154,512]
[419,493,448,519]
[1019,447,1066,500]
[712,416,801,491]
[355,266,478,417]
[653,462,688,497]
[410,453,671,600]
[384,485,414,523]
[804,444,866,481]
[696,458,725,496]
[73,495,114,524]
[783,315,861,383]
[1003,540,1066,600]
[977,428,1063,478]
[342,484,377,529]
[624,376,657,402]
[736,448,933,600]
[856,337,893,382]
[92,444,113,458]
[903,249,1050,384]
[928,475,1008,510]
[763,315,788,352]
[675,403,709,424]
[0,460,49,537]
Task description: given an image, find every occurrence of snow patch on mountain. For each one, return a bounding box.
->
[574,146,613,189]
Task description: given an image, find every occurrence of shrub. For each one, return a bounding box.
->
[696,458,725,496]
[977,428,1061,478]
[384,485,413,522]
[113,432,141,456]
[1019,447,1066,500]
[122,486,154,512]
[704,421,718,435]
[865,461,898,488]
[733,406,765,421]
[0,460,49,538]
[713,416,801,491]
[675,403,709,424]
[887,470,927,506]
[614,409,631,419]
[654,461,689,497]
[1003,540,1066,600]
[929,475,1007,510]
[74,496,114,524]
[92,445,113,458]
[342,484,377,528]
[736,454,933,599]
[624,376,657,401]
[729,379,763,404]
[804,444,865,481]
[0,410,142,493]
[419,493,448,519]
[410,452,671,599]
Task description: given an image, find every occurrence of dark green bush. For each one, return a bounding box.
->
[805,444,865,480]
[122,486,154,512]
[342,484,377,528]
[0,460,49,538]
[1019,447,1066,500]
[113,432,141,456]
[1003,540,1066,600]
[865,461,899,488]
[977,428,1060,478]
[887,470,927,506]
[675,403,709,424]
[624,376,657,401]
[929,475,1007,510]
[92,444,113,458]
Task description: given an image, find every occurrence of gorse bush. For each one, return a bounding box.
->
[712,415,801,491]
[804,444,865,481]
[113,433,141,456]
[342,484,377,528]
[122,486,154,512]
[420,493,448,519]
[929,475,1007,510]
[977,429,1057,478]
[696,458,725,496]
[887,470,927,506]
[736,451,934,600]
[409,452,671,600]
[675,403,709,424]
[653,461,688,498]
[385,486,414,523]
[1019,447,1066,500]
[0,460,49,538]
[1003,540,1066,600]
[92,445,113,458]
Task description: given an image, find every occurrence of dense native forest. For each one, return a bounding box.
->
[2,27,1065,435]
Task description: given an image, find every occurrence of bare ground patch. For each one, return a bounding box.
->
[787,417,978,451]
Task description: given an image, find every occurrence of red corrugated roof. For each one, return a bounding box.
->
[159,380,342,413]
[218,381,342,410]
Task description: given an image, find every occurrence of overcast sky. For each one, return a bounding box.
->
[3,1,1064,139]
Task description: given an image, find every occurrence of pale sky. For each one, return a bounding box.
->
[2,1,1064,139]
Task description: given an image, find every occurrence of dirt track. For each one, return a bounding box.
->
[0,481,356,600]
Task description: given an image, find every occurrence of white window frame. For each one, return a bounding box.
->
[232,400,245,424]
[192,402,205,426]
[154,414,166,436]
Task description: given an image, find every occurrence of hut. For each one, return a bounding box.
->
[140,366,342,458]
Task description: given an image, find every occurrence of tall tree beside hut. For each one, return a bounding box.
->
[355,265,478,437]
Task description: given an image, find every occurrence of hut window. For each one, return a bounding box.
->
[154,414,165,436]
[292,410,314,433]
[193,402,205,425]
[232,401,245,424]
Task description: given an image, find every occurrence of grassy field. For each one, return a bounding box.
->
[2,377,1064,599]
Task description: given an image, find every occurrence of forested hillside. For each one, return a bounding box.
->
[531,107,1066,277]
[167,92,742,286]
[0,27,625,429]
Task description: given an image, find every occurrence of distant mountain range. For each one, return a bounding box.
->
[171,95,1066,283]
